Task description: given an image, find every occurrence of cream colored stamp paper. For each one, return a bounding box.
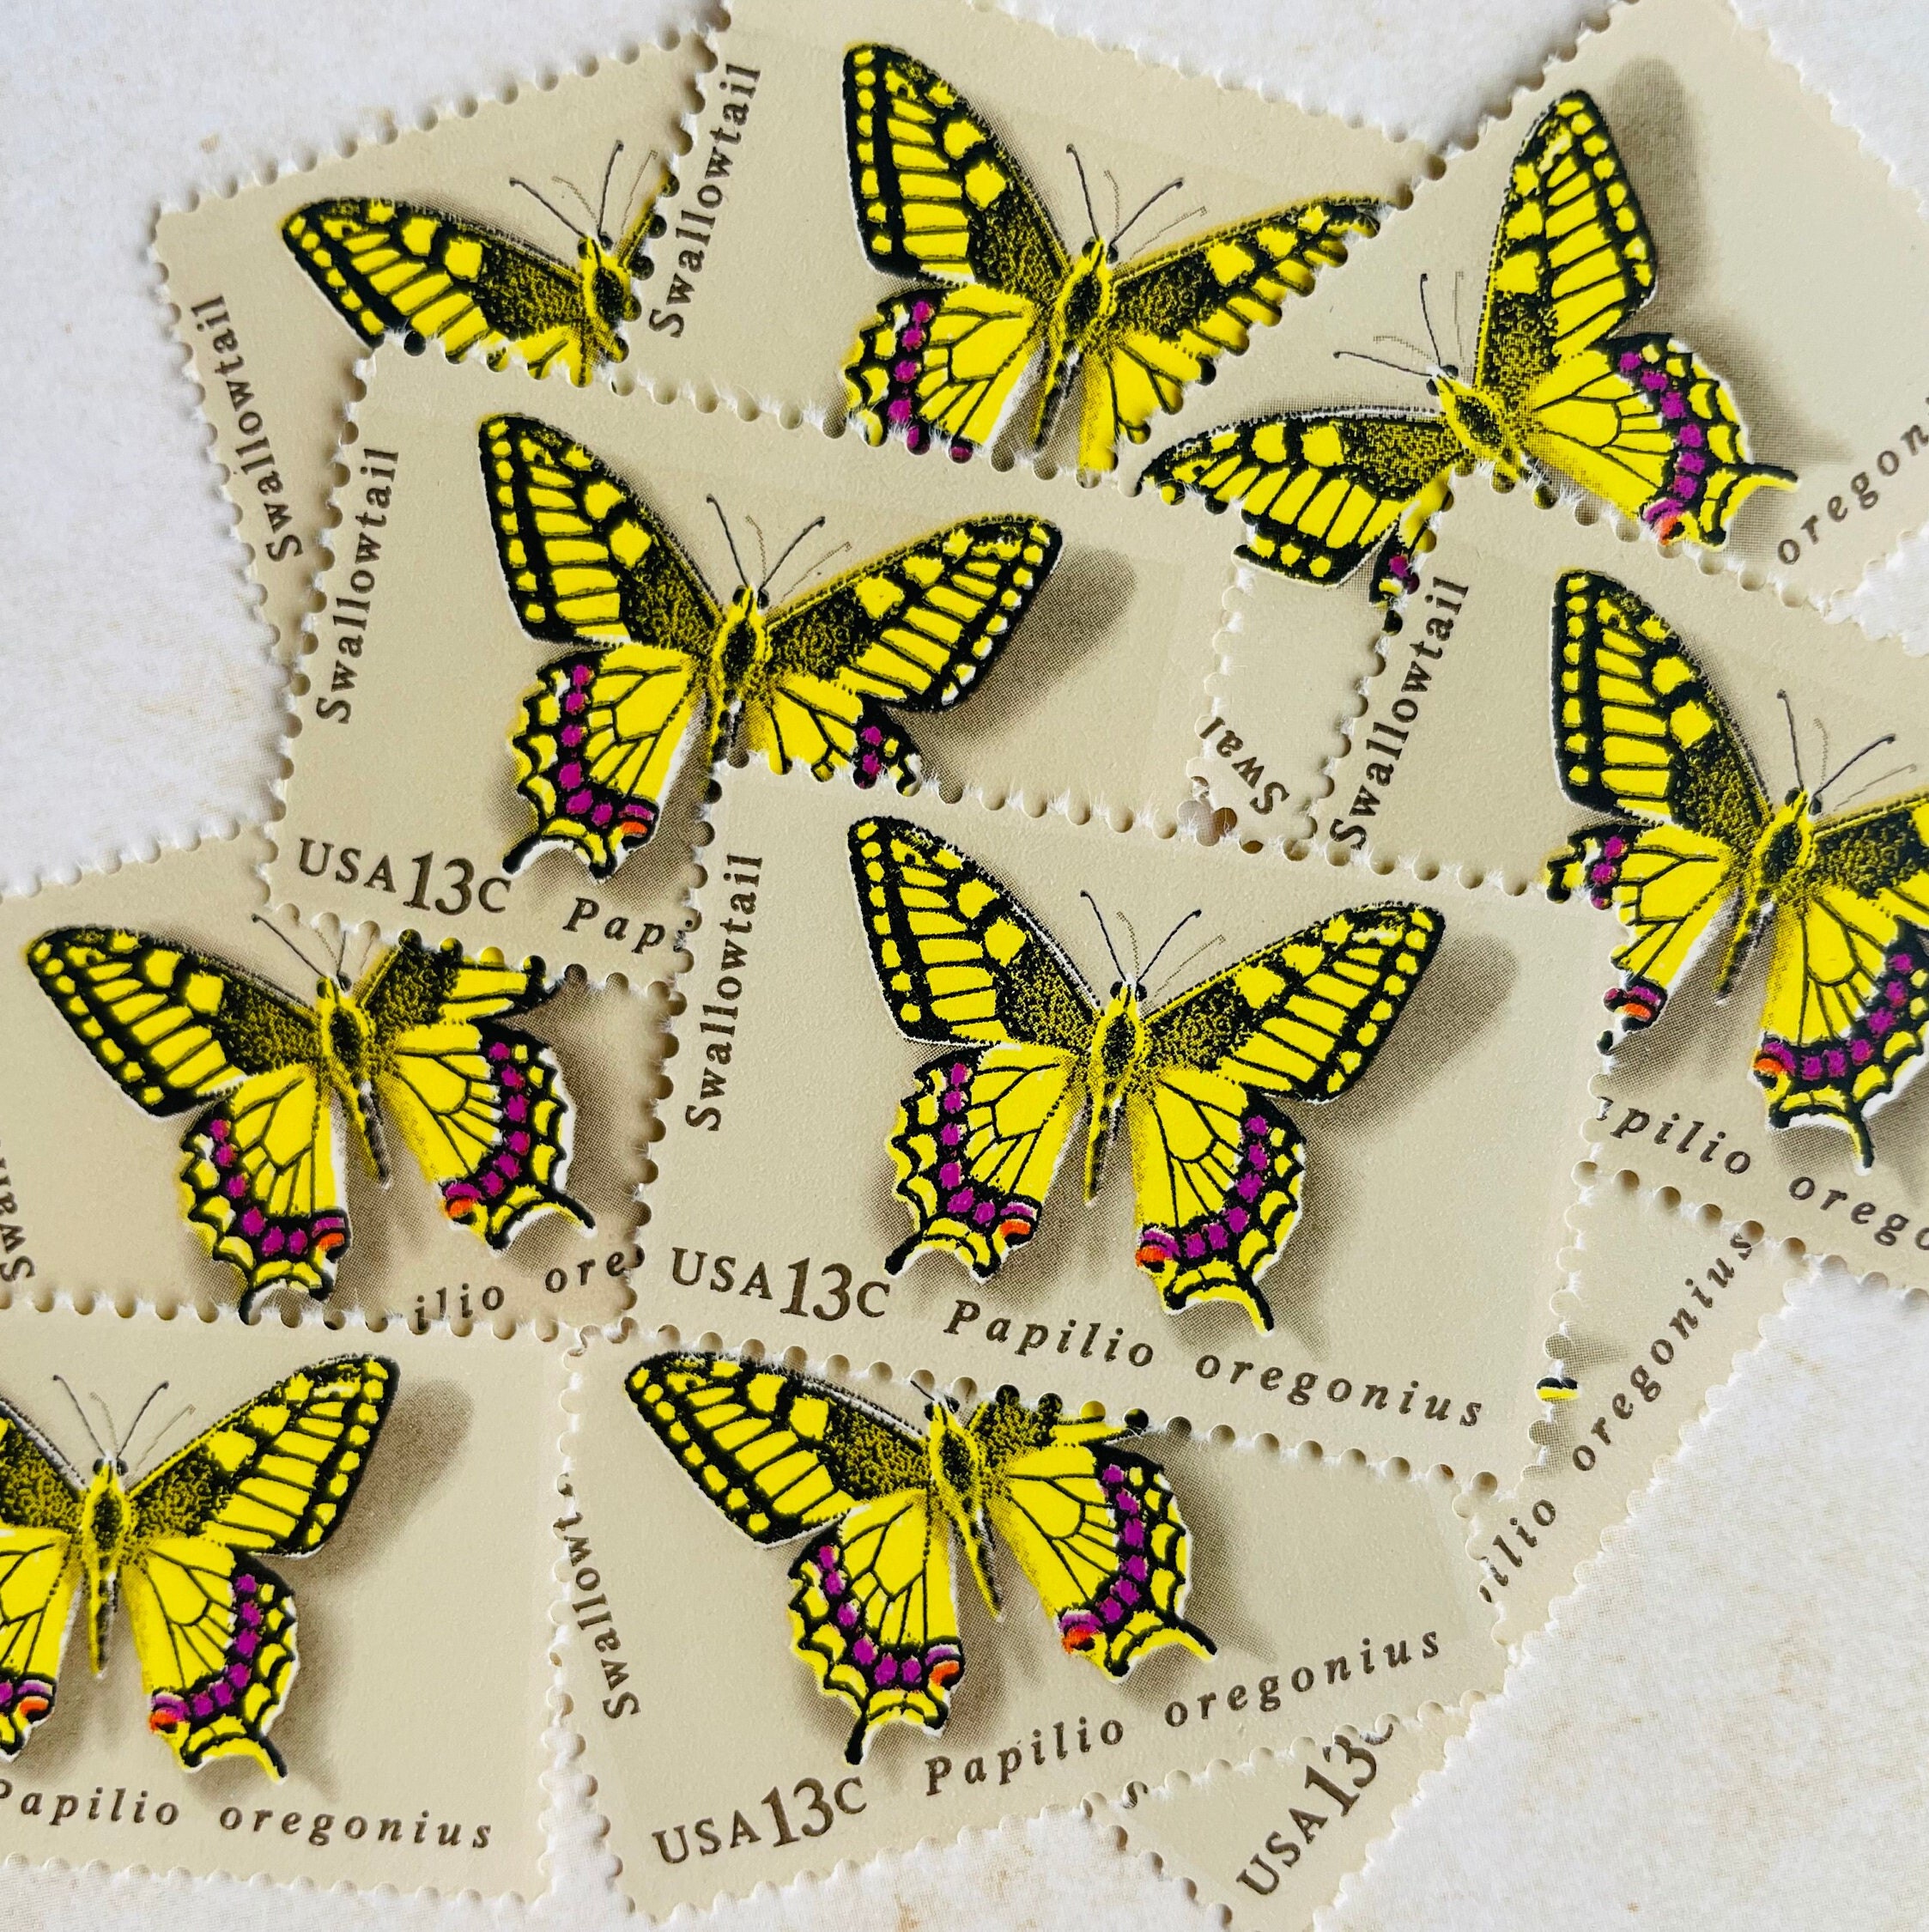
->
[1114,1709,1467,1929]
[0,1299,555,1893]
[153,41,698,660]
[1146,0,1929,626]
[635,0,1422,469]
[1467,1171,1805,1646]
[269,343,1248,980]
[559,1329,1497,1916]
[638,764,1601,1472]
[0,834,646,1329]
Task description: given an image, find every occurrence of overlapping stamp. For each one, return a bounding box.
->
[634,0,1423,463]
[1149,0,1929,629]
[635,764,1601,1472]
[557,1326,1497,1916]
[154,39,698,661]
[268,343,1283,981]
[0,1298,556,1893]
[0,834,647,1329]
[1467,1170,1805,1646]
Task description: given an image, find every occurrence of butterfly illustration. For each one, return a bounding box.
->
[1145,92,1795,597]
[281,142,669,384]
[848,817,1441,1329]
[628,1351,1211,1764]
[481,414,1062,878]
[1544,570,1929,1167]
[840,43,1382,473]
[27,923,588,1314]
[0,1354,395,1777]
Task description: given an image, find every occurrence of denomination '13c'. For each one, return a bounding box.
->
[668,1249,891,1321]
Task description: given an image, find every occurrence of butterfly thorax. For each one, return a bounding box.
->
[707,586,773,761]
[1718,792,1817,993]
[1034,239,1118,445]
[1083,986,1150,1200]
[312,981,388,1178]
[78,1461,135,1675]
[577,237,641,364]
[1434,374,1525,480]
[926,1406,999,1614]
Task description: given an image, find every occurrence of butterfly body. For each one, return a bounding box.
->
[0,1356,395,1777]
[1147,93,1794,594]
[482,416,1062,878]
[1544,570,1929,1166]
[841,44,1380,471]
[630,1352,1211,1763]
[849,817,1441,1329]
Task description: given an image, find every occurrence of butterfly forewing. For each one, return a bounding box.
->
[0,1404,79,1759]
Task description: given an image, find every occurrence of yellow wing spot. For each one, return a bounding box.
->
[900,1001,924,1025]
[1651,655,1696,695]
[854,575,906,619]
[983,917,1028,966]
[444,237,483,279]
[400,216,438,255]
[1234,963,1286,1008]
[747,1373,786,1413]
[607,519,652,569]
[141,950,181,988]
[246,1403,291,1437]
[583,480,622,520]
[963,160,1008,208]
[747,1512,771,1534]
[204,1429,256,1474]
[955,879,997,920]
[702,1465,727,1493]
[1669,700,1714,749]
[1282,941,1324,976]
[1206,239,1257,284]
[942,116,985,160]
[790,1398,829,1441]
[1491,250,1540,296]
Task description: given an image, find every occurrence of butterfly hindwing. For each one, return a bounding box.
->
[971,1388,1212,1674]
[0,1403,79,1759]
[481,414,717,872]
[1133,903,1442,1327]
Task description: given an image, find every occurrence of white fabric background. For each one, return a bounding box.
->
[4,1,1928,1926]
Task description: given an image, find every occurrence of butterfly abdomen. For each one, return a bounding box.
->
[78,1464,133,1675]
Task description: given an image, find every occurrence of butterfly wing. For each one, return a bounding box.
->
[628,1352,965,1763]
[1542,571,1770,1042]
[481,415,718,876]
[749,517,1062,790]
[357,933,589,1248]
[848,817,1098,1278]
[841,45,1068,458]
[1133,903,1442,1328]
[0,1402,80,1759]
[124,1354,395,1776]
[26,928,351,1310]
[1143,410,1465,596]
[972,1387,1212,1674]
[1752,798,1929,1165]
[282,199,604,382]
[1079,198,1382,473]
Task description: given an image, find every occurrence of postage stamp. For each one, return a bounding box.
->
[556,1327,1498,1917]
[153,38,699,661]
[268,342,1269,981]
[635,763,1602,1473]
[1145,0,1929,624]
[0,833,648,1330]
[1113,1708,1467,1929]
[1467,1170,1806,1645]
[0,1297,556,1893]
[633,0,1423,465]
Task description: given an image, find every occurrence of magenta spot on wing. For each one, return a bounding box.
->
[563,691,587,714]
[912,300,934,323]
[1114,1490,1139,1516]
[905,424,930,454]
[1659,392,1684,420]
[1120,1519,1145,1548]
[214,1141,238,1170]
[487,1041,512,1062]
[900,326,925,349]
[1641,369,1668,391]
[240,1598,262,1624]
[1852,1039,1875,1064]
[901,1656,922,1684]
[1115,1579,1140,1606]
[209,1116,231,1141]
[234,1631,258,1658]
[1101,1465,1125,1485]
[505,1095,529,1122]
[1247,1145,1267,1170]
[192,1693,214,1717]
[501,1067,525,1091]
[240,1207,266,1236]
[1677,450,1706,475]
[837,1601,859,1628]
[572,664,594,688]
[852,1636,877,1665]
[948,443,971,464]
[1678,422,1705,448]
[938,1122,962,1146]
[947,1188,974,1215]
[508,1130,531,1154]
[225,1174,248,1200]
[942,1088,967,1115]
[287,1230,307,1256]
[887,397,913,425]
[1227,1206,1250,1233]
[558,762,583,787]
[261,1227,285,1256]
[1236,1172,1261,1201]
[561,725,585,748]
[236,1574,258,1596]
[1100,1597,1123,1625]
[1871,1008,1896,1035]
[938,1161,962,1187]
[894,359,919,381]
[1206,1222,1228,1251]
[565,788,593,813]
[481,1171,505,1199]
[591,801,615,826]
[1183,1232,1206,1259]
[949,1064,971,1087]
[1125,1555,1149,1582]
[1618,350,1641,374]
[974,1200,997,1227]
[1802,1055,1825,1079]
[875,1656,898,1686]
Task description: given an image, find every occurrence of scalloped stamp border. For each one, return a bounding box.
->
[150,32,703,667]
[0,1295,558,1895]
[1136,0,1929,615]
[555,1321,1498,1917]
[634,760,1600,1474]
[266,342,1249,986]
[0,829,650,1332]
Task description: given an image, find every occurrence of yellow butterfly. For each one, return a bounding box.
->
[281,142,668,383]
[628,1352,1211,1764]
[1146,92,1795,596]
[481,414,1062,878]
[840,43,1381,473]
[1544,569,1929,1167]
[0,1354,394,1777]
[848,817,1441,1330]
[27,924,587,1314]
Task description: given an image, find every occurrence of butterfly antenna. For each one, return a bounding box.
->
[597,139,626,241]
[1125,201,1208,258]
[772,538,852,604]
[1814,732,1902,807]
[1416,273,1446,368]
[50,1376,106,1463]
[1067,145,1101,241]
[622,148,661,239]
[118,1382,170,1464]
[744,514,770,589]
[1452,267,1468,369]
[707,495,750,589]
[1333,348,1431,381]
[508,176,589,242]
[1081,890,1129,983]
[1147,929,1225,1002]
[1827,760,1920,812]
[1137,908,1204,992]
[550,173,604,238]
[757,516,828,598]
[1104,167,1122,236]
[1111,177,1186,254]
[252,912,334,988]
[1777,690,1805,793]
[127,1400,196,1485]
[1116,912,1143,984]
[333,922,352,990]
[1374,331,1435,365]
